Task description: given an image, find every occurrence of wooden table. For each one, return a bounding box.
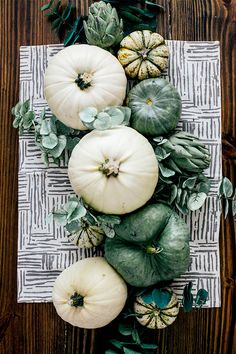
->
[0,1,235,353]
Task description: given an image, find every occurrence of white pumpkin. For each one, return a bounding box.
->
[52,257,127,329]
[44,44,127,130]
[68,126,159,215]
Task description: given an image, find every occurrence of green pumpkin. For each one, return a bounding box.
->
[127,78,182,136]
[104,203,190,287]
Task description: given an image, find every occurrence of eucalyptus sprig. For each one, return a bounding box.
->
[153,173,211,214]
[182,282,209,312]
[48,196,121,242]
[41,0,85,46]
[12,100,80,166]
[218,177,236,218]
[80,106,131,130]
[12,100,35,134]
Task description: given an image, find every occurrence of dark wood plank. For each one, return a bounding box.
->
[0,0,235,353]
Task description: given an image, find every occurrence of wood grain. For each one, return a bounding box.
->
[0,0,235,353]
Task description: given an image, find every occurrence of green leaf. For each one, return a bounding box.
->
[187,192,207,211]
[141,343,158,349]
[22,111,35,129]
[123,347,141,354]
[182,176,197,190]
[222,177,233,198]
[41,0,55,11]
[155,146,170,161]
[68,205,87,223]
[105,350,118,354]
[145,1,165,11]
[20,99,30,115]
[131,329,141,345]
[64,200,78,216]
[80,107,98,123]
[110,339,123,350]
[61,3,72,21]
[98,214,121,225]
[40,119,52,135]
[118,323,133,336]
[182,282,194,312]
[169,184,178,204]
[232,189,236,216]
[53,211,68,226]
[94,113,111,130]
[159,163,175,178]
[102,224,115,238]
[42,133,58,149]
[49,135,67,158]
[120,11,142,24]
[66,137,80,151]
[224,198,229,219]
[52,18,63,32]
[152,288,172,309]
[107,107,124,126]
[55,120,73,135]
[195,289,208,307]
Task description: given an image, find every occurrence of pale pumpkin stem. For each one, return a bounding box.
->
[68,292,84,307]
[99,158,120,177]
[146,245,163,254]
[75,73,93,90]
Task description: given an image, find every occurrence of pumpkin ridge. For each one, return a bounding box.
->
[163,302,179,311]
[159,313,169,326]
[161,311,178,318]
[85,229,96,247]
[147,57,167,73]
[121,54,142,68]
[135,300,155,311]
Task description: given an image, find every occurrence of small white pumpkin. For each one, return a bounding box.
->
[134,290,179,329]
[68,126,159,215]
[52,257,127,329]
[44,44,127,130]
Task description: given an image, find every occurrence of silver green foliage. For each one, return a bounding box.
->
[154,131,211,176]
[48,196,121,244]
[83,1,123,49]
[218,177,236,218]
[12,100,80,166]
[12,100,35,134]
[154,173,211,214]
[182,282,208,312]
[80,106,131,130]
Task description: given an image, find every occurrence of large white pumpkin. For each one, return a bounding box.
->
[68,126,159,215]
[44,44,127,130]
[52,257,127,329]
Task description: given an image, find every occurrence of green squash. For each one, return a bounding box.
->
[104,203,190,287]
[127,78,182,136]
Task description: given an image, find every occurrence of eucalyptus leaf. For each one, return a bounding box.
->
[41,0,55,11]
[106,107,124,125]
[123,347,141,354]
[222,177,233,198]
[42,133,58,149]
[22,111,35,129]
[56,120,74,135]
[68,206,87,224]
[94,116,111,130]
[152,288,172,309]
[187,192,207,211]
[102,224,115,238]
[64,201,78,216]
[40,119,52,135]
[80,107,98,123]
[50,135,67,158]
[182,282,194,312]
[159,163,175,178]
[232,189,236,216]
[182,176,197,190]
[195,288,208,307]
[110,339,123,350]
[131,329,141,345]
[141,343,158,349]
[66,221,81,234]
[66,137,80,151]
[62,3,72,21]
[224,198,229,219]
[118,323,133,336]
[53,213,68,226]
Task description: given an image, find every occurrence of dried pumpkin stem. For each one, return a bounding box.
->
[99,158,120,177]
[68,292,84,307]
[75,73,93,90]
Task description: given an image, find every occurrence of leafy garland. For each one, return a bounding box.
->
[41,0,164,46]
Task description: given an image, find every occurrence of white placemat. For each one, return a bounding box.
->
[17,41,222,306]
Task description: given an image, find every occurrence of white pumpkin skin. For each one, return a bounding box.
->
[52,257,127,329]
[134,291,179,329]
[44,45,127,130]
[68,126,159,215]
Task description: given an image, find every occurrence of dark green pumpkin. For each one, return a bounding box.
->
[104,203,190,287]
[128,78,182,136]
